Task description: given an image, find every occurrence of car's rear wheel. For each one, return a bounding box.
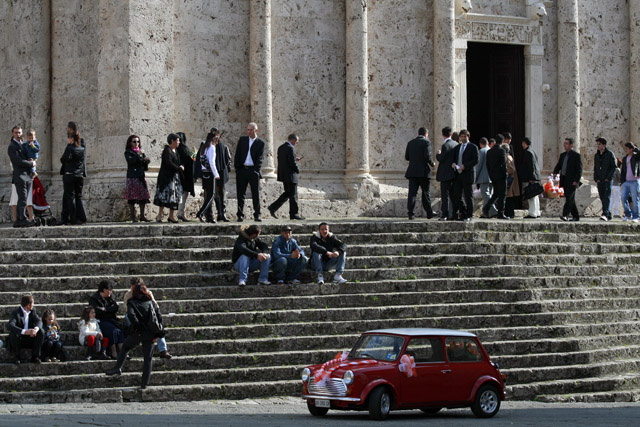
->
[368,386,392,420]
[420,407,442,415]
[471,384,501,418]
[307,401,329,417]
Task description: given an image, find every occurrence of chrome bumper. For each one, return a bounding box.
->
[302,394,361,403]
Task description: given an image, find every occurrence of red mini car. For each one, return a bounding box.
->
[301,328,505,420]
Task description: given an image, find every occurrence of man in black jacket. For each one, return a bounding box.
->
[405,127,436,219]
[483,134,509,219]
[620,142,640,222]
[268,134,303,220]
[234,122,266,222]
[6,295,44,364]
[593,137,616,221]
[450,130,478,221]
[310,222,347,285]
[553,137,583,221]
[435,126,457,220]
[232,224,271,287]
[520,137,542,219]
[7,126,36,228]
[213,128,232,222]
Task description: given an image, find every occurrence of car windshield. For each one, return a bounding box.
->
[349,334,405,362]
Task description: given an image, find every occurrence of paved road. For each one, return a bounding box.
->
[1,398,639,426]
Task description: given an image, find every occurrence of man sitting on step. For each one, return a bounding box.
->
[6,294,44,364]
[270,225,308,285]
[310,222,347,285]
[232,224,271,287]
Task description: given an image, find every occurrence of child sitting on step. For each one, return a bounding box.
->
[41,309,65,362]
[78,306,109,360]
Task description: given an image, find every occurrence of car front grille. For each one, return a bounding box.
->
[308,377,347,396]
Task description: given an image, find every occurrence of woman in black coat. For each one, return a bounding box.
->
[88,280,126,359]
[105,281,164,390]
[153,134,184,223]
[176,132,195,221]
[60,133,87,225]
[124,135,151,222]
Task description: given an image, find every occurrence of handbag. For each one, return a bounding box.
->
[523,182,544,200]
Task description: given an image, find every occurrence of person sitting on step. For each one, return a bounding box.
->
[231,224,271,287]
[41,309,65,362]
[310,222,347,285]
[123,277,172,359]
[78,306,110,360]
[6,294,44,364]
[88,280,126,359]
[270,225,308,285]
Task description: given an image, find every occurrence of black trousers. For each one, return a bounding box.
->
[8,329,44,359]
[597,181,612,218]
[214,180,227,219]
[114,333,155,388]
[562,184,580,218]
[269,182,299,218]
[439,180,454,218]
[451,175,474,219]
[61,174,86,224]
[15,177,31,221]
[407,177,433,217]
[485,178,507,216]
[197,172,216,221]
[42,340,64,359]
[236,168,261,217]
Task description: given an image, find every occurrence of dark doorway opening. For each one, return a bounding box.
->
[466,42,525,164]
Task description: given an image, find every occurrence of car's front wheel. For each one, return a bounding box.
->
[471,384,501,418]
[307,401,329,417]
[368,386,392,420]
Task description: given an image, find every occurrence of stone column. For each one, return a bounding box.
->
[525,44,545,170]
[454,42,467,131]
[557,0,580,151]
[630,1,640,138]
[345,0,369,177]
[433,0,456,150]
[250,0,275,177]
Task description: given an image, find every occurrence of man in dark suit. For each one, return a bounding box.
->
[553,137,583,221]
[213,128,232,222]
[520,137,542,218]
[450,129,478,221]
[6,295,44,364]
[483,134,509,219]
[436,126,458,220]
[7,126,36,228]
[404,127,436,219]
[234,122,266,222]
[268,133,304,220]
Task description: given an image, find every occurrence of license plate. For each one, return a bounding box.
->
[315,399,330,408]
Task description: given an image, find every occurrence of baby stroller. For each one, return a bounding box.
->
[32,176,57,226]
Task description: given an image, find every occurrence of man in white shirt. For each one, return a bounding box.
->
[234,122,266,222]
[6,295,44,364]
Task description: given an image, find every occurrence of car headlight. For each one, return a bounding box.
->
[343,370,354,385]
[301,368,311,382]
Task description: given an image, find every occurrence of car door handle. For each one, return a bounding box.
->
[441,369,452,374]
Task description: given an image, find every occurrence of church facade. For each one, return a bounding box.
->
[1,0,637,220]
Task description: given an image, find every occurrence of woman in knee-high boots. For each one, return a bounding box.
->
[124,135,151,222]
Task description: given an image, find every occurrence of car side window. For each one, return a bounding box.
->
[445,337,483,362]
[404,338,444,363]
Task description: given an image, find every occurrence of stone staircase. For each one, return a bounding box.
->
[1,219,640,404]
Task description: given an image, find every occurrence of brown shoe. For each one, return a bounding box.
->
[159,350,173,359]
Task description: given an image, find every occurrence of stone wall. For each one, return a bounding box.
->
[0,0,636,222]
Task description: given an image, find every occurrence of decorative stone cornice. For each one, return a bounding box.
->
[455,13,542,45]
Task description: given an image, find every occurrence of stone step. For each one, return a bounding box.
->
[533,388,640,403]
[0,379,300,404]
[509,372,640,400]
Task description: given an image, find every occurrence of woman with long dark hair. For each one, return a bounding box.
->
[153,134,184,223]
[124,135,151,222]
[105,281,165,390]
[195,131,220,222]
[176,132,196,221]
[60,133,87,225]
